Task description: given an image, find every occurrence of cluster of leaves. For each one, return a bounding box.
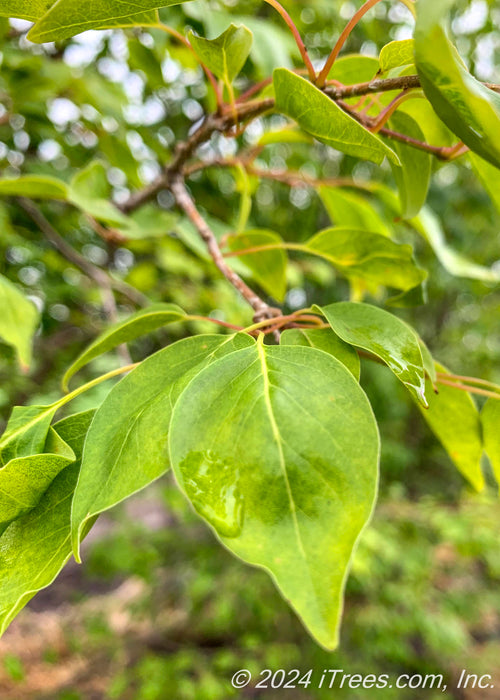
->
[0,0,499,651]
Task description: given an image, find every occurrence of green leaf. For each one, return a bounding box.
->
[189,24,253,84]
[0,175,68,200]
[274,69,400,166]
[0,275,39,370]
[0,435,74,535]
[0,1,52,21]
[119,206,179,240]
[387,111,431,219]
[415,0,500,169]
[62,303,186,391]
[482,399,500,492]
[68,161,129,227]
[0,411,95,636]
[315,302,427,406]
[319,187,391,237]
[170,340,379,649]
[329,55,379,85]
[469,152,500,217]
[412,207,500,283]
[0,406,57,466]
[379,40,415,73]
[304,227,427,293]
[227,230,287,302]
[27,3,169,43]
[71,334,254,557]
[280,328,360,380]
[418,365,484,491]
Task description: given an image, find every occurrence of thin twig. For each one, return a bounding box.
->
[170,177,281,322]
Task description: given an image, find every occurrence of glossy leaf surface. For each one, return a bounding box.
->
[280,328,360,380]
[418,365,484,491]
[0,405,58,467]
[415,0,500,168]
[316,302,427,406]
[274,69,400,166]
[170,342,379,649]
[71,334,253,556]
[189,24,253,84]
[482,400,500,492]
[379,40,415,73]
[305,227,426,293]
[0,411,95,636]
[0,274,39,370]
[62,303,186,390]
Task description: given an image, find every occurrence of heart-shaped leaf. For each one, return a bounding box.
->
[62,303,186,390]
[274,68,400,166]
[315,302,427,406]
[71,334,254,557]
[170,340,379,649]
[189,24,253,85]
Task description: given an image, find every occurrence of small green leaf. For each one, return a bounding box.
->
[119,206,179,240]
[63,303,186,391]
[0,411,95,636]
[482,399,500,492]
[379,40,415,73]
[274,68,400,166]
[304,227,427,293]
[387,111,431,219]
[415,0,500,168]
[227,230,287,302]
[0,275,39,371]
[412,208,500,283]
[68,161,129,227]
[71,334,254,556]
[189,24,253,84]
[319,187,391,237]
[0,406,57,466]
[315,302,427,406]
[329,55,379,85]
[280,328,360,380]
[0,175,68,200]
[418,365,484,491]
[27,2,170,43]
[170,341,379,649]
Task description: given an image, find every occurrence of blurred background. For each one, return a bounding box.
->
[0,0,499,697]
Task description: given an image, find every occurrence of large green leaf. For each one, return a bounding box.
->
[71,334,254,557]
[379,40,415,73]
[482,399,500,492]
[189,24,253,84]
[316,302,427,406]
[412,208,500,284]
[319,187,390,237]
[0,1,52,21]
[62,303,186,391]
[415,0,500,169]
[227,230,287,302]
[274,69,400,166]
[0,274,39,371]
[418,365,484,491]
[0,406,57,466]
[170,341,379,649]
[0,175,69,200]
[0,429,74,535]
[304,227,426,293]
[27,2,170,43]
[280,328,360,380]
[0,411,95,636]
[387,111,431,219]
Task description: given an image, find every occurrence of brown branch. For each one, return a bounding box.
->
[170,177,280,322]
